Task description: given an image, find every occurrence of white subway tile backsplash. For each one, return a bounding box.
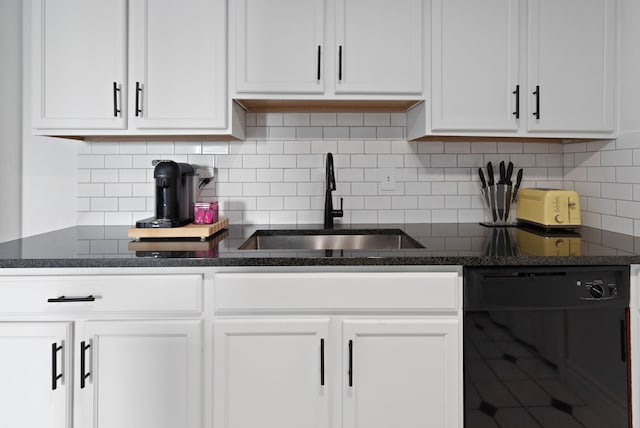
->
[270,155,297,168]
[257,112,283,127]
[76,113,640,236]
[229,169,256,182]
[349,127,376,139]
[337,113,364,126]
[283,113,310,126]
[310,113,337,127]
[203,141,230,154]
[296,127,323,140]
[269,127,297,140]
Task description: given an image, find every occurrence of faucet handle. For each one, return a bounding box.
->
[334,197,344,218]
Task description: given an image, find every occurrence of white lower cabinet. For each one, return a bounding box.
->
[0,323,72,428]
[0,271,205,428]
[214,319,330,428]
[342,319,459,428]
[213,270,463,428]
[77,320,202,428]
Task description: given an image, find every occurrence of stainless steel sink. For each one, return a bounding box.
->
[238,229,424,250]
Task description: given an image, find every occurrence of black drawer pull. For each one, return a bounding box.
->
[338,45,343,81]
[317,45,322,81]
[48,295,96,303]
[348,339,353,387]
[135,81,143,117]
[80,341,91,389]
[112,82,121,117]
[51,342,63,391]
[512,85,520,119]
[320,338,325,386]
[532,85,540,119]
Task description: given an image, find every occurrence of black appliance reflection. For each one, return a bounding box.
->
[128,229,228,258]
[464,266,630,427]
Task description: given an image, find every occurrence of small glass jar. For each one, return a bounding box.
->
[193,201,218,224]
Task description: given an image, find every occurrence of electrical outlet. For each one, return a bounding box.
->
[379,168,396,191]
[197,167,215,178]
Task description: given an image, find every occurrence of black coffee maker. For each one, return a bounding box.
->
[136,161,196,228]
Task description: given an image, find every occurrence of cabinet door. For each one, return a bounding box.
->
[431,0,520,131]
[213,319,330,428]
[131,0,227,129]
[233,0,325,94]
[334,0,423,94]
[77,320,202,428]
[342,319,461,428]
[31,0,127,130]
[527,0,616,133]
[0,323,72,428]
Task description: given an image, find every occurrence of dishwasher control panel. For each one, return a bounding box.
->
[576,277,619,300]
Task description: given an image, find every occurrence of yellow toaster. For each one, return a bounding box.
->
[516,188,581,229]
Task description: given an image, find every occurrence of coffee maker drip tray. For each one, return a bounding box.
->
[136,216,192,229]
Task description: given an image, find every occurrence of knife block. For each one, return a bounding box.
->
[480,183,517,227]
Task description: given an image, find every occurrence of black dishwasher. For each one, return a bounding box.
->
[464,266,630,428]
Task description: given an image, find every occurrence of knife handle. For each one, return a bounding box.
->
[478,168,487,188]
[486,162,494,185]
[499,161,506,184]
[505,162,514,185]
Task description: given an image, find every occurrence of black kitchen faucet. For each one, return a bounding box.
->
[324,152,343,229]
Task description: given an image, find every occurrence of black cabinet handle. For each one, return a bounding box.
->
[112,82,121,118]
[317,45,322,81]
[135,81,143,117]
[47,295,96,303]
[320,338,325,386]
[338,45,343,81]
[51,342,63,391]
[80,340,91,389]
[348,339,353,387]
[512,85,520,119]
[620,320,627,362]
[532,85,540,119]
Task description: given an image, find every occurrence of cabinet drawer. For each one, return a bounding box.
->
[214,272,460,312]
[0,275,202,314]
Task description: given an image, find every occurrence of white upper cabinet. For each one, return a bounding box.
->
[31,0,127,130]
[231,0,425,99]
[130,0,227,130]
[31,0,242,137]
[527,0,616,133]
[334,0,423,95]
[410,0,618,140]
[431,0,519,131]
[233,0,326,94]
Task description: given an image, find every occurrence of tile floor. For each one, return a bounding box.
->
[464,312,622,427]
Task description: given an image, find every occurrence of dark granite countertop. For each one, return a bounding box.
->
[1,223,640,269]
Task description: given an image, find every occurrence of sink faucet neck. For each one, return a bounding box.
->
[324,152,343,229]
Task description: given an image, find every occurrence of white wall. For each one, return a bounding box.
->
[21,0,79,238]
[0,0,23,242]
[561,0,640,237]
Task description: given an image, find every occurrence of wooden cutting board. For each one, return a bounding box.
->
[128,217,229,240]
